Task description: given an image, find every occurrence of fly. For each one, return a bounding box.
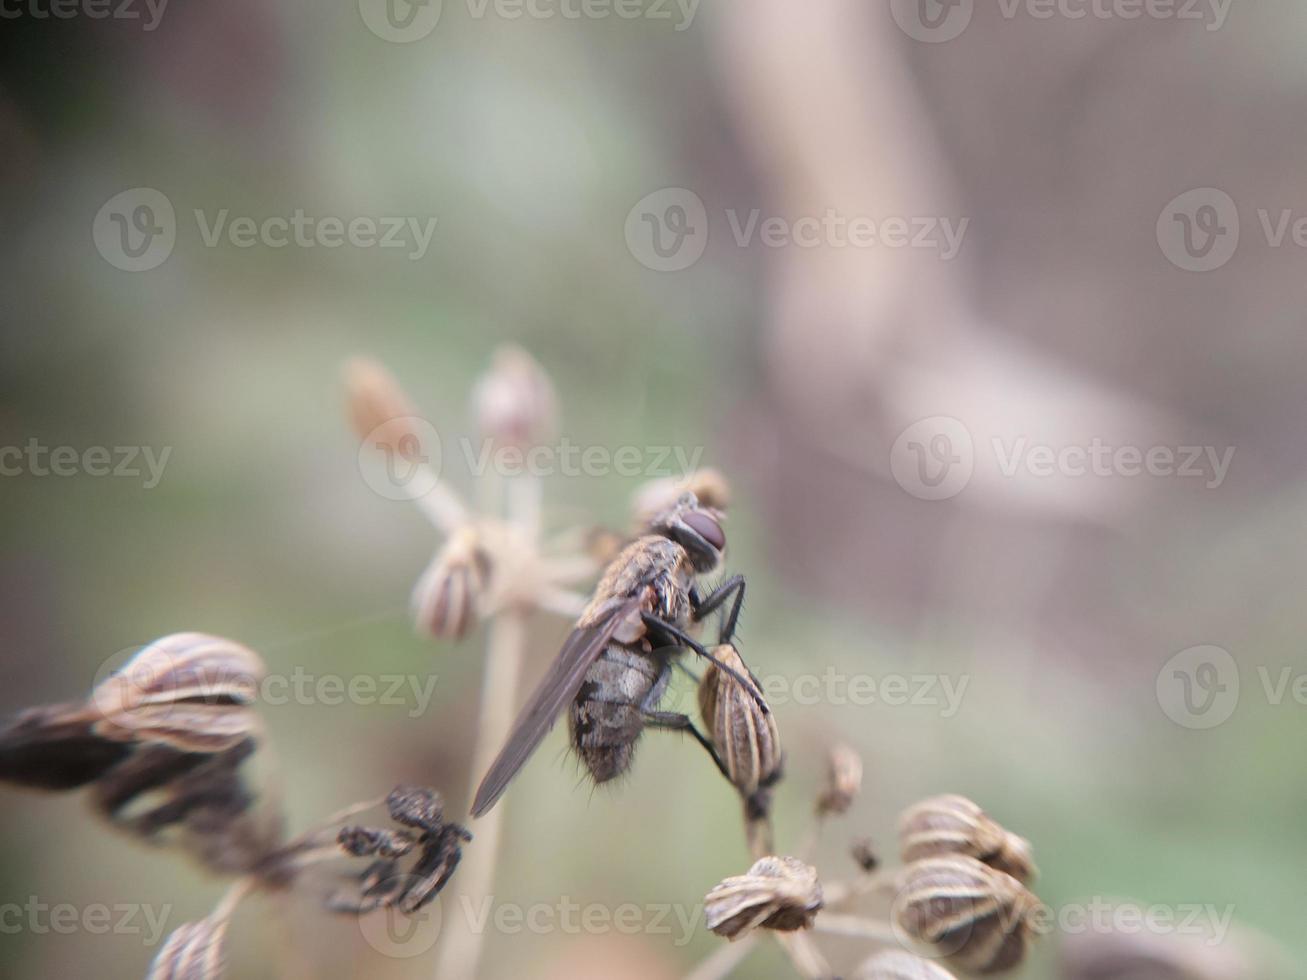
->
[470,492,763,817]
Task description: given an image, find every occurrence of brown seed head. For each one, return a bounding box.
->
[899,795,1037,885]
[345,357,426,458]
[893,856,1041,974]
[471,344,557,449]
[816,742,863,816]
[856,950,958,980]
[90,633,266,753]
[704,855,823,941]
[697,644,781,798]
[631,468,732,529]
[412,527,489,640]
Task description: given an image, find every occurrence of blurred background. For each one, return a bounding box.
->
[2,0,1305,977]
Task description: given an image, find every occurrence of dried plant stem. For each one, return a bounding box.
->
[812,911,899,944]
[409,466,469,534]
[433,605,528,980]
[740,805,832,979]
[820,870,897,908]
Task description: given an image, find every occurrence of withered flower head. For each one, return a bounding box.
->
[412,526,489,640]
[148,914,229,980]
[90,633,266,753]
[471,344,557,449]
[892,856,1040,975]
[631,468,732,530]
[704,856,823,941]
[332,785,471,916]
[344,357,426,459]
[856,950,958,980]
[697,644,782,799]
[899,795,1036,885]
[816,742,863,816]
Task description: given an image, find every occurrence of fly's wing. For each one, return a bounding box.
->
[471,598,637,818]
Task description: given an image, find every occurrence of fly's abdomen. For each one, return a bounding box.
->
[569,646,659,784]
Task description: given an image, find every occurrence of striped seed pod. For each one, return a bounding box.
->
[899,795,1036,885]
[697,643,782,798]
[893,856,1040,974]
[412,526,489,640]
[90,633,265,753]
[856,950,958,980]
[704,856,823,941]
[148,915,229,980]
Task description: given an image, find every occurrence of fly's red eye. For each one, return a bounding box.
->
[683,511,725,551]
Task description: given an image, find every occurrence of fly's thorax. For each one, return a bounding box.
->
[577,536,695,633]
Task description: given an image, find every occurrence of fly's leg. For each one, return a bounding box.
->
[690,574,746,644]
[642,710,731,783]
[640,613,770,715]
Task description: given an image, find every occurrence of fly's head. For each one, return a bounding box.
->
[648,492,725,573]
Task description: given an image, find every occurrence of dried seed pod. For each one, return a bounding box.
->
[816,742,863,816]
[697,644,782,798]
[345,357,426,458]
[893,856,1040,974]
[90,634,265,752]
[899,795,1036,885]
[148,916,229,980]
[338,825,416,859]
[704,856,823,941]
[91,737,284,875]
[856,950,958,980]
[329,785,471,916]
[850,836,879,872]
[631,468,732,529]
[412,527,489,640]
[471,344,557,449]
